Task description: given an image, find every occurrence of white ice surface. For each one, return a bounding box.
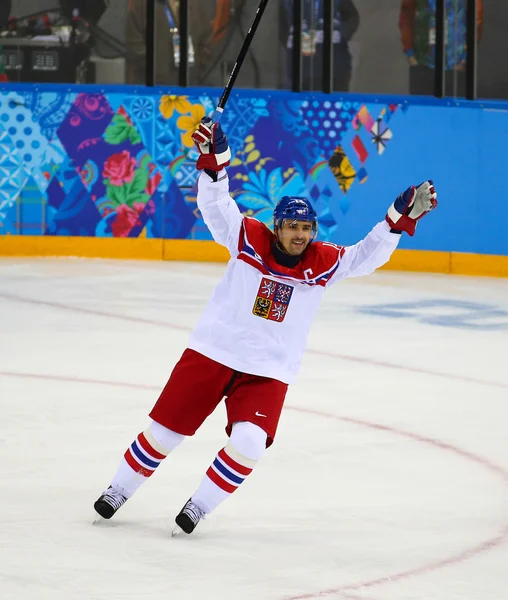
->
[1,258,508,600]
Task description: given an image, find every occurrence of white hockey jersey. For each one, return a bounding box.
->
[187,170,400,384]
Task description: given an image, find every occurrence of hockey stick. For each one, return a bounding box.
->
[212,0,271,122]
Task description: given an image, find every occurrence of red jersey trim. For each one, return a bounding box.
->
[237,217,343,287]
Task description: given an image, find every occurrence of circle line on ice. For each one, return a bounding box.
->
[2,369,508,598]
[1,291,507,391]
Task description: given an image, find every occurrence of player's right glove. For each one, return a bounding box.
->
[386,180,438,236]
[191,117,231,174]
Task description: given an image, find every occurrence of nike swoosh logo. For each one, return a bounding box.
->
[255,411,267,418]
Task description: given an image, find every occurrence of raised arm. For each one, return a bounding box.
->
[193,117,243,257]
[331,181,438,282]
[197,170,243,257]
[332,220,400,281]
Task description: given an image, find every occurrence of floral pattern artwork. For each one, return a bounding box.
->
[176,104,206,149]
[0,88,403,242]
[159,95,192,120]
[104,107,142,146]
[57,93,115,164]
[228,134,307,228]
[56,96,167,237]
[97,135,161,237]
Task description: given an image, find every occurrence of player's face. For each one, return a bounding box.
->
[277,220,314,256]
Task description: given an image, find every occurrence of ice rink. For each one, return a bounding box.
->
[1,257,508,600]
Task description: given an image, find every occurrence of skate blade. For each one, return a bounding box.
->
[92,513,107,525]
[171,525,184,537]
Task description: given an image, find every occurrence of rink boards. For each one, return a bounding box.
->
[1,235,508,277]
[0,84,507,277]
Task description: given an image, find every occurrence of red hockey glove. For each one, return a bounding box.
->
[386,180,438,236]
[191,117,231,173]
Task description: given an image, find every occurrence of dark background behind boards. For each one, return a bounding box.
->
[7,0,508,99]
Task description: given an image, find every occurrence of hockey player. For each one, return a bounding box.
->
[94,117,437,536]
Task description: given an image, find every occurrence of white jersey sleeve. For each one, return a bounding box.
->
[197,169,243,257]
[329,221,400,284]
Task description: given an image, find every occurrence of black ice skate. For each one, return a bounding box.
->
[172,499,206,536]
[94,486,128,520]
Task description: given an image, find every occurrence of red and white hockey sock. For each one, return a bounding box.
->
[192,443,256,513]
[191,422,267,513]
[110,422,185,497]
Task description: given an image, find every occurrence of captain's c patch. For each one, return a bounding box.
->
[252,278,294,323]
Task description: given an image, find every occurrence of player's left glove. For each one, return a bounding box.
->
[386,180,438,236]
[191,117,231,175]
